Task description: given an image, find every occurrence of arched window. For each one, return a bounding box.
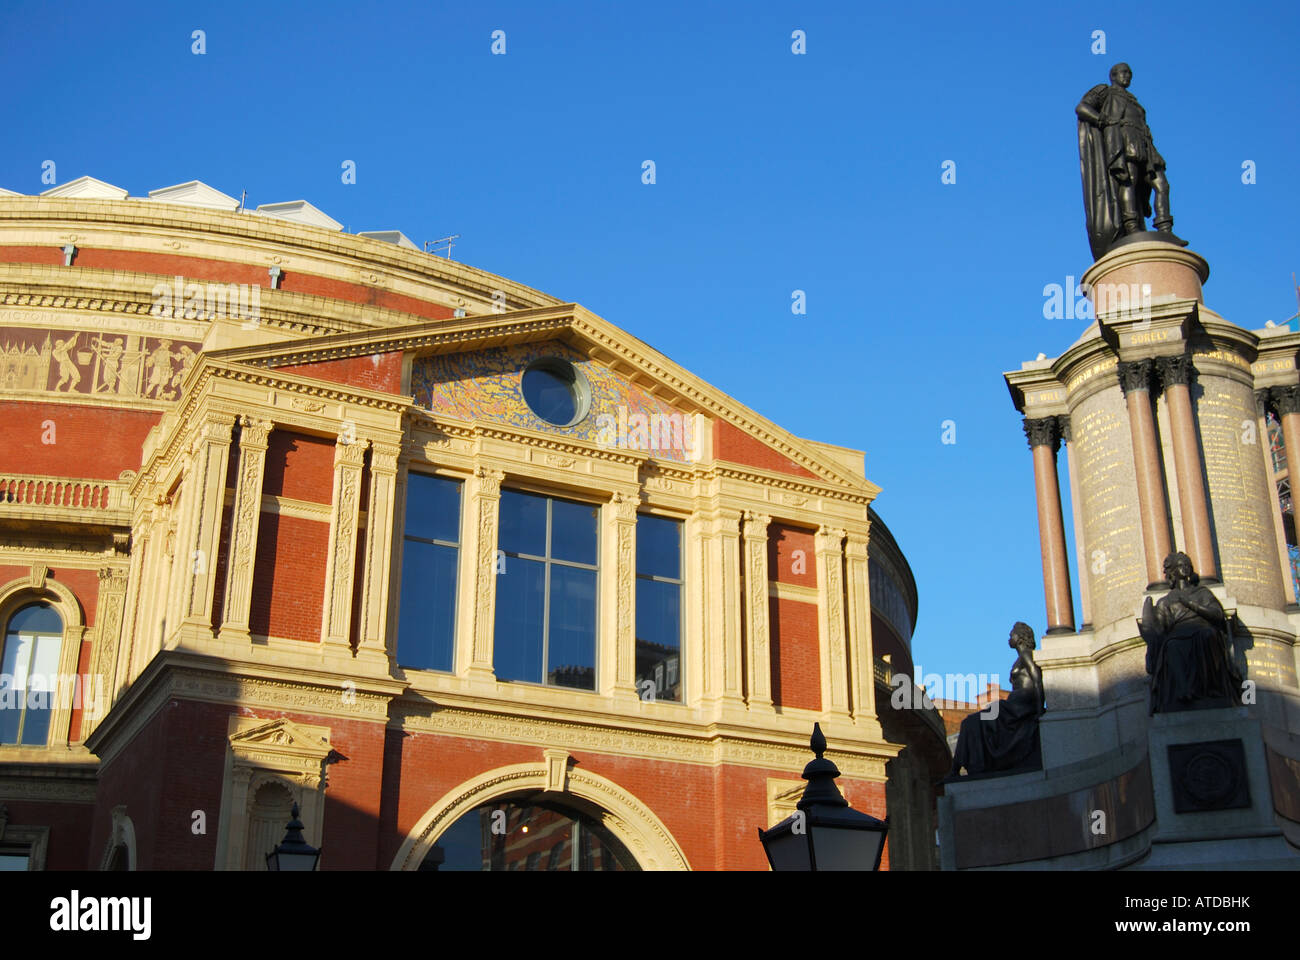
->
[0,603,64,746]
[420,797,638,871]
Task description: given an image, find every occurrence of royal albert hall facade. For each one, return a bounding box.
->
[0,177,947,870]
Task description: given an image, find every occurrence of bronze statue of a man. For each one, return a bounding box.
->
[1077,63,1185,260]
[1140,552,1243,715]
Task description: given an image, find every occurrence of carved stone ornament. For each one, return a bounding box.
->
[1271,385,1300,419]
[1117,358,1154,396]
[1022,416,1061,452]
[1156,354,1195,389]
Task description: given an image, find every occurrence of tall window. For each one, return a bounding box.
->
[494,490,598,690]
[1,603,62,746]
[397,473,462,672]
[635,514,683,702]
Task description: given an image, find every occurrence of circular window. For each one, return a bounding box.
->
[521,357,590,427]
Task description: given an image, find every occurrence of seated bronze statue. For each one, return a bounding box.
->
[1140,552,1242,715]
[948,622,1045,778]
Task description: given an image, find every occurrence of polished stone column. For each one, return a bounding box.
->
[1060,419,1092,628]
[815,526,851,717]
[741,511,773,710]
[320,432,368,656]
[1118,360,1173,588]
[1024,416,1076,633]
[1256,390,1298,605]
[1157,355,1218,581]
[219,417,273,643]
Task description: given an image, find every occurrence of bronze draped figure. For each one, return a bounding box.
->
[948,622,1045,779]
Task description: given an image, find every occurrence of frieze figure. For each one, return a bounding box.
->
[1076,63,1186,260]
[1140,552,1242,715]
[948,622,1045,778]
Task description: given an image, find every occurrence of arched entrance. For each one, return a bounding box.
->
[391,760,690,871]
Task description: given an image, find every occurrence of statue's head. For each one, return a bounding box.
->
[1109,62,1132,87]
[1009,621,1036,650]
[1163,551,1196,585]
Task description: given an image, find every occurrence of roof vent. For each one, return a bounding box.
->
[357,230,417,250]
[40,176,129,200]
[255,200,343,231]
[147,180,239,211]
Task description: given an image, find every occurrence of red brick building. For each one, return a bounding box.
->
[0,178,947,871]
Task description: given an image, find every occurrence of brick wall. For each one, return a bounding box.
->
[714,419,816,479]
[275,352,404,394]
[0,401,158,480]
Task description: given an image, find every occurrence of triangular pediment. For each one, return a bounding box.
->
[205,304,879,491]
[255,200,343,231]
[0,186,22,197]
[40,176,129,199]
[228,717,329,753]
[147,180,240,211]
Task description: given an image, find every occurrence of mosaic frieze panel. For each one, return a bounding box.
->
[411,341,698,463]
[0,326,201,401]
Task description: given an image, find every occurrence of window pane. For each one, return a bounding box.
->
[550,498,598,566]
[498,490,547,557]
[0,854,29,871]
[636,515,681,579]
[8,603,62,635]
[494,556,545,683]
[636,578,681,701]
[404,473,461,543]
[397,541,458,671]
[547,565,596,690]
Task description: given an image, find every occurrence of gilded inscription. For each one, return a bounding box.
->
[1074,402,1144,623]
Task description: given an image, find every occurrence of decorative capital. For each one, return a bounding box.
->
[369,442,402,473]
[1271,385,1300,418]
[1117,359,1154,396]
[1058,415,1072,444]
[199,412,236,443]
[335,436,369,466]
[815,526,845,553]
[1254,389,1273,419]
[1156,354,1195,389]
[238,416,274,448]
[610,491,640,521]
[1022,416,1060,452]
[474,466,505,496]
[742,511,771,539]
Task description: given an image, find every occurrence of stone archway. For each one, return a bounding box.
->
[391,755,690,871]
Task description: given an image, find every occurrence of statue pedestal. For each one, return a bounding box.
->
[1132,706,1300,869]
[1082,239,1208,310]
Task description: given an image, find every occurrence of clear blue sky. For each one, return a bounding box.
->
[2,1,1297,687]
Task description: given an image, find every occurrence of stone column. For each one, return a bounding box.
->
[457,466,504,682]
[88,568,129,731]
[1257,390,1298,605]
[815,526,851,718]
[219,417,273,643]
[355,441,401,666]
[1060,420,1092,628]
[708,508,745,709]
[741,511,773,710]
[843,530,879,728]
[1024,416,1076,634]
[320,431,368,658]
[180,413,236,639]
[603,491,639,700]
[1157,355,1218,581]
[1118,359,1173,588]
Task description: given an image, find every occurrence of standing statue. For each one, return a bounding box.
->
[1076,63,1186,261]
[948,622,1046,778]
[1140,552,1242,715]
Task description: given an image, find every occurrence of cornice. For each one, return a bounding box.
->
[0,197,562,312]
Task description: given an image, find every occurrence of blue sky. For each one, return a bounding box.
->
[2,0,1297,687]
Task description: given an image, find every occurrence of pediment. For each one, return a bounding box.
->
[40,176,129,199]
[255,200,343,231]
[209,304,879,491]
[228,717,331,759]
[147,180,240,211]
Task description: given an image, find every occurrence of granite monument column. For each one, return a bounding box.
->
[1157,354,1218,582]
[1024,416,1076,633]
[1118,359,1173,588]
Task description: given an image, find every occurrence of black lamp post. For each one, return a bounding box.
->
[266,803,321,872]
[757,723,889,871]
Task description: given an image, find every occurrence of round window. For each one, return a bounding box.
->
[520,358,590,427]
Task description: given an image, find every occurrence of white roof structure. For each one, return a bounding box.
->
[40,176,129,200]
[0,186,22,196]
[147,180,240,211]
[357,230,417,250]
[255,200,343,231]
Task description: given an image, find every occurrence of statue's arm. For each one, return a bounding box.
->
[1076,85,1107,126]
[1186,587,1227,627]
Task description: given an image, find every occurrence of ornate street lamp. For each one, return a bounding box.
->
[266,803,321,872]
[757,723,889,871]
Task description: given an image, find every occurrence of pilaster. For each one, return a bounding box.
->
[603,491,639,701]
[742,511,773,710]
[355,441,402,669]
[457,466,504,684]
[844,530,881,734]
[320,431,368,663]
[218,417,273,644]
[178,412,235,644]
[815,525,851,719]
